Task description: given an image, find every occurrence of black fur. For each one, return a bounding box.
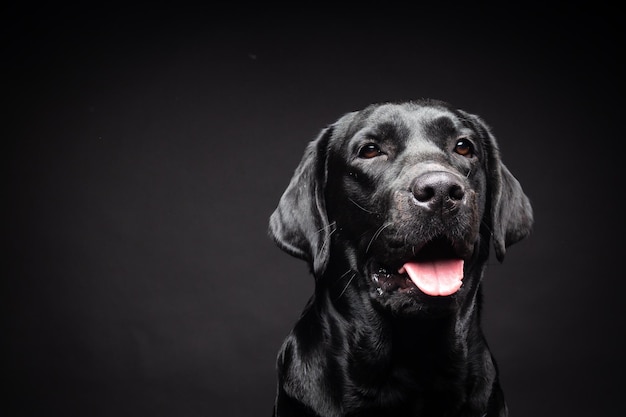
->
[269,100,533,417]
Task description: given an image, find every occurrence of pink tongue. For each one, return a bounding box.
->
[401,259,464,296]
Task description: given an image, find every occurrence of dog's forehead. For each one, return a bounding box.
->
[366,103,462,133]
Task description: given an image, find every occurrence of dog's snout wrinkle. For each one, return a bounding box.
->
[411,171,465,212]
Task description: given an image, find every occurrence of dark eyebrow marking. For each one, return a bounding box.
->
[423,115,458,138]
[371,120,410,142]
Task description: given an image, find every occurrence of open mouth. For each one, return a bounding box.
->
[371,236,466,297]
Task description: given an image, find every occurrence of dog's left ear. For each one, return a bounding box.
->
[460,111,534,262]
[268,125,334,278]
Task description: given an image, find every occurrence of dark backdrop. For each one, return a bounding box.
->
[5,5,623,417]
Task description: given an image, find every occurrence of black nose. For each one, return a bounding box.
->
[411,171,465,212]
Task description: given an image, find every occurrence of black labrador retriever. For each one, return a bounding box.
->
[269,99,533,417]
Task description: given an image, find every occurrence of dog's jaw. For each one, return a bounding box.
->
[360,235,477,316]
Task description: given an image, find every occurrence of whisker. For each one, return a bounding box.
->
[340,269,353,279]
[348,198,379,214]
[366,223,391,254]
[318,222,337,255]
[335,272,357,300]
[317,221,337,234]
[332,269,355,287]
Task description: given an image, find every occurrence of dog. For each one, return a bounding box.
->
[268,99,533,417]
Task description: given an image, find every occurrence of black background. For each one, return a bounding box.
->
[5,5,624,417]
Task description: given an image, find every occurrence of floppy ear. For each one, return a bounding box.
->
[491,162,534,262]
[460,111,534,262]
[268,126,334,277]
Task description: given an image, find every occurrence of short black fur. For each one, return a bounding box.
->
[269,100,533,417]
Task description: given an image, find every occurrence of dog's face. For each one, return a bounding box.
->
[270,100,532,316]
[325,103,489,314]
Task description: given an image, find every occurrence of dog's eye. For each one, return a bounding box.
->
[358,143,383,159]
[454,138,474,157]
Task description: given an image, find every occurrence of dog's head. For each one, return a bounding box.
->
[269,100,533,315]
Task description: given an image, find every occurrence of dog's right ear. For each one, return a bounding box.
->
[268,126,334,278]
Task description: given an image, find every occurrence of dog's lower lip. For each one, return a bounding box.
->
[372,266,414,292]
